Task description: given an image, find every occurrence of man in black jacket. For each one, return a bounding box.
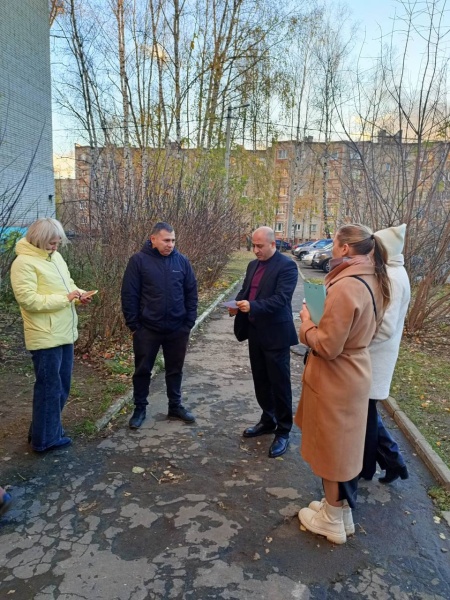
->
[231,226,298,458]
[121,222,198,428]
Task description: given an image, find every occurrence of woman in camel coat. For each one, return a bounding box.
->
[295,223,391,544]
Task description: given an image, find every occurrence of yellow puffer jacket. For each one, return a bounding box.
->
[10,238,81,350]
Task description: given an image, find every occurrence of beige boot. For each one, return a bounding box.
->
[308,498,355,535]
[298,501,346,544]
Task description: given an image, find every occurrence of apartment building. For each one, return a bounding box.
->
[0,0,55,225]
[272,134,450,244]
[61,136,450,246]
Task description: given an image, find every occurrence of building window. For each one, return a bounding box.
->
[310,224,317,233]
[279,186,287,196]
[276,223,284,232]
[80,216,88,225]
[276,205,286,215]
[281,168,289,177]
[296,224,302,231]
[329,151,339,160]
[385,163,391,172]
[79,201,88,210]
[277,149,287,160]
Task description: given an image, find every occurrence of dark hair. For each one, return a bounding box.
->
[336,223,391,309]
[151,222,174,235]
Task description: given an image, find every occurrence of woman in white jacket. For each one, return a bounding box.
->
[361,224,410,483]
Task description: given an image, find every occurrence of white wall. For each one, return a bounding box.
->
[0,0,55,226]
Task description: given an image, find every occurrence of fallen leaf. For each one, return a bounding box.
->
[266,536,273,543]
[439,533,446,540]
[78,501,98,512]
[132,466,145,474]
[253,553,261,560]
[434,516,441,524]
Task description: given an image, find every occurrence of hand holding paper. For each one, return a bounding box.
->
[221,300,238,309]
[80,289,97,304]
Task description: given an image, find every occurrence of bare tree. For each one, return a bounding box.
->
[335,0,450,334]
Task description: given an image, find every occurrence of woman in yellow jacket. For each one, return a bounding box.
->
[11,218,91,452]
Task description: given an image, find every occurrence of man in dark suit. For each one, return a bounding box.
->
[231,226,298,458]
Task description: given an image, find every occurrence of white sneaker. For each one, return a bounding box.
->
[308,497,355,535]
[298,501,347,544]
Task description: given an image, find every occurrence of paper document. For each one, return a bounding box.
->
[303,282,326,325]
[221,300,238,309]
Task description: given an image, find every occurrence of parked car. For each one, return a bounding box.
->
[300,250,317,267]
[295,238,332,260]
[275,239,292,251]
[311,244,333,272]
[291,241,313,255]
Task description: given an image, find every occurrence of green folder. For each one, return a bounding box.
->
[303,281,326,325]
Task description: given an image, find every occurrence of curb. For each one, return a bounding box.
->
[94,277,244,432]
[383,396,450,492]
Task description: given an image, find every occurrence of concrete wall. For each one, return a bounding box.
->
[0,0,55,226]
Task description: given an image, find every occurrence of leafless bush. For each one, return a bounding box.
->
[62,149,239,350]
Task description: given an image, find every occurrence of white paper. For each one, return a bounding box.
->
[221,300,238,309]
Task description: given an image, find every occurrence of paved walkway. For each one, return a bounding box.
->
[1,271,449,599]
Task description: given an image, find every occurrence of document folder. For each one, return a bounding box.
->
[303,281,326,325]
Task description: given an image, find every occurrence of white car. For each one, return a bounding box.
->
[301,250,317,267]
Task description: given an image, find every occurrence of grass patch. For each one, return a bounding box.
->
[391,342,450,468]
[72,419,97,436]
[104,358,134,376]
[428,486,450,512]
[99,381,128,412]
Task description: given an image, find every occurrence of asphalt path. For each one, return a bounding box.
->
[1,255,449,599]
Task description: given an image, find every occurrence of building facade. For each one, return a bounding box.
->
[0,0,55,226]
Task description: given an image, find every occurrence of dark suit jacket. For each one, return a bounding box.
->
[234,251,298,350]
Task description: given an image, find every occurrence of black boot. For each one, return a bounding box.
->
[379,465,409,484]
[129,407,146,429]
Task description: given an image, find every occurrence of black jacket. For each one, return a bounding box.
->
[121,241,198,334]
[234,251,298,350]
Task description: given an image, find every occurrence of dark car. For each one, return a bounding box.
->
[311,245,333,272]
[275,239,292,251]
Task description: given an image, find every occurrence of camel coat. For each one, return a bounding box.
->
[294,257,384,482]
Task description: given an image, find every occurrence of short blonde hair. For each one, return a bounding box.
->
[26,218,68,250]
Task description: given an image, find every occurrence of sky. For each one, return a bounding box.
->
[52,0,449,177]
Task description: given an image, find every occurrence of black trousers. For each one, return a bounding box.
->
[132,327,190,409]
[361,399,406,479]
[248,324,293,438]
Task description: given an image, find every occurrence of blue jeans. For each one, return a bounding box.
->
[29,344,74,451]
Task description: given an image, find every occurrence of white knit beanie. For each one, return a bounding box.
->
[374,224,406,258]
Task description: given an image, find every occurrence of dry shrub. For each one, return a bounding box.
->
[62,149,240,350]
